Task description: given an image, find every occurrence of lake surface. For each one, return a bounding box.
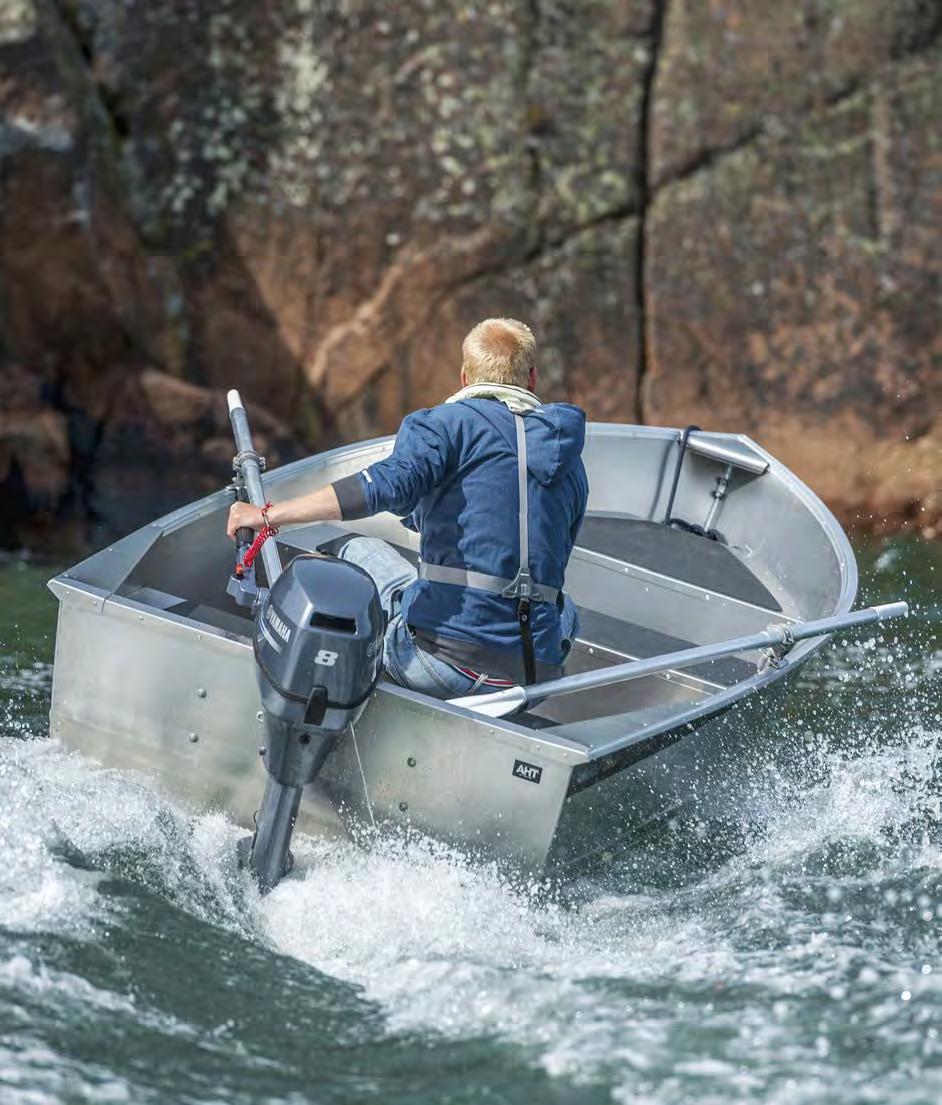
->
[0,537,939,1104]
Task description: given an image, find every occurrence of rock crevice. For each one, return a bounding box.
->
[634,0,667,424]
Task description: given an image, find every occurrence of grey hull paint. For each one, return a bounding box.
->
[47,424,857,872]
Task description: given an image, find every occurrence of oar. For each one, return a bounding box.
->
[227,389,283,586]
[448,602,909,719]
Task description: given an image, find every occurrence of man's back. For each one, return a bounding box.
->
[334,392,588,682]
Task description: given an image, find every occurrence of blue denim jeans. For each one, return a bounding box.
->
[338,536,577,700]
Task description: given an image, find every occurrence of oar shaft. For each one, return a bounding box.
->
[228,390,282,585]
[452,602,908,717]
[541,601,905,704]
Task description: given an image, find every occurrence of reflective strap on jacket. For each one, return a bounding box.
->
[416,412,559,605]
[417,562,559,604]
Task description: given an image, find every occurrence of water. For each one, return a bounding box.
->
[0,538,939,1104]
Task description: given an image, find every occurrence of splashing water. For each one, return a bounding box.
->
[0,539,939,1104]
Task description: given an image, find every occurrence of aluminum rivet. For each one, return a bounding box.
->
[258,746,266,756]
[407,756,416,767]
[188,732,199,743]
[196,688,207,698]
[257,711,264,722]
[399,801,408,812]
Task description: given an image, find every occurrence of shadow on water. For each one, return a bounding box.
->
[0,536,939,1103]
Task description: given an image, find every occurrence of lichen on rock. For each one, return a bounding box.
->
[0,0,37,46]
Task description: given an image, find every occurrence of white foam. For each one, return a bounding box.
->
[0,739,247,937]
[748,724,939,868]
[0,954,136,1016]
[2,709,938,1094]
[254,723,941,1084]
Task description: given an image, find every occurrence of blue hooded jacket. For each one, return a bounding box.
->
[333,397,589,680]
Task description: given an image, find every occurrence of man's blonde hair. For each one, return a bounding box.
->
[461,317,536,388]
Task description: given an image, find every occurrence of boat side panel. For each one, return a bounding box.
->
[50,588,580,867]
[319,690,576,870]
[547,681,789,873]
[49,585,271,821]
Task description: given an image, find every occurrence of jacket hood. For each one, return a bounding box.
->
[523,403,586,486]
[453,396,586,486]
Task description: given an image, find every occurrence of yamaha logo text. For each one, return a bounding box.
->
[265,605,291,644]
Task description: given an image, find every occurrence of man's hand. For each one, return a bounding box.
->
[225,485,342,539]
[227,501,265,540]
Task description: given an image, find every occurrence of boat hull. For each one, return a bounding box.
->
[49,577,583,867]
[49,571,799,871]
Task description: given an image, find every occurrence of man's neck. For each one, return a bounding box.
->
[446,382,542,413]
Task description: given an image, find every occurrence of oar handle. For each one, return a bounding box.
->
[227,389,282,585]
[872,601,909,621]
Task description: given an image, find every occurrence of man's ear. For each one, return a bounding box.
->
[460,367,469,388]
[528,365,538,393]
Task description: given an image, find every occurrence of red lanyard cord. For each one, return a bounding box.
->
[235,503,279,578]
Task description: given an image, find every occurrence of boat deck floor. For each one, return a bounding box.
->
[577,516,781,611]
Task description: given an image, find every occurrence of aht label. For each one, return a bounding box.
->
[512,759,542,784]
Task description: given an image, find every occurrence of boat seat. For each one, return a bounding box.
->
[575,516,782,611]
[574,607,754,685]
[304,516,781,613]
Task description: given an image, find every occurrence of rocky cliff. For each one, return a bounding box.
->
[0,0,938,551]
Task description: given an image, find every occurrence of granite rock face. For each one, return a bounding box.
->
[646,17,942,530]
[0,0,937,550]
[649,0,942,184]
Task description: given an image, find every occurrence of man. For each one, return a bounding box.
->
[227,317,589,699]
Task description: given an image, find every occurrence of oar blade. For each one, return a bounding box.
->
[448,686,527,718]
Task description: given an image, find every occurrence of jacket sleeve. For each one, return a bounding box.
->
[569,462,590,546]
[331,409,454,520]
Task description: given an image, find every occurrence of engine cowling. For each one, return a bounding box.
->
[254,553,384,766]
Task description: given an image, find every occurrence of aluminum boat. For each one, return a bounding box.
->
[48,413,878,876]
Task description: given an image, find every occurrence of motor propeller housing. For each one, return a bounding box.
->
[247,553,384,890]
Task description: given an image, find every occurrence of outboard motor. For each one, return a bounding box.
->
[244,554,384,892]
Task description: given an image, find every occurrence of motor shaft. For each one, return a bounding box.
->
[248,777,303,894]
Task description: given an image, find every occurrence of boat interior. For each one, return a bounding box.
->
[72,427,852,756]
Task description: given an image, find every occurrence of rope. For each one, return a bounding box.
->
[350,721,377,832]
[235,502,279,579]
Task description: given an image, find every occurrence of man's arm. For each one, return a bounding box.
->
[338,409,453,519]
[225,408,453,540]
[226,485,340,539]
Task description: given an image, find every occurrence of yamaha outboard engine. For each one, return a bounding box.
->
[245,554,384,892]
